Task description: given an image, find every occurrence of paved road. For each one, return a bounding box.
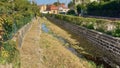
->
[20,18,43,68]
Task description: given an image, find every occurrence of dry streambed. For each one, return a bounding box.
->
[39,17,105,68]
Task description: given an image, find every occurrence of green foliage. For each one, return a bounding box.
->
[88,60,104,68]
[76,4,82,14]
[48,14,120,37]
[0,40,19,64]
[85,23,94,29]
[53,2,61,6]
[2,16,13,40]
[67,9,76,15]
[0,0,39,40]
[0,0,39,67]
[87,0,120,17]
[68,1,74,8]
[112,28,120,37]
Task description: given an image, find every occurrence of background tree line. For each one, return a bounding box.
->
[87,0,120,17]
[67,0,120,17]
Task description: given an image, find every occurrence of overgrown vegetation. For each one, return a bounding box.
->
[47,14,120,37]
[0,0,39,67]
[0,0,39,40]
[72,0,120,17]
[86,0,120,17]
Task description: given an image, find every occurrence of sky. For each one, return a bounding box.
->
[35,0,71,6]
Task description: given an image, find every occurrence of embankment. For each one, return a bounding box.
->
[47,17,120,68]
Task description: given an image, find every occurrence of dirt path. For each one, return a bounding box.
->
[20,18,44,68]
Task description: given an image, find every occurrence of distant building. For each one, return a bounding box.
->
[39,3,69,14]
[58,3,69,14]
[39,5,47,13]
[46,5,58,14]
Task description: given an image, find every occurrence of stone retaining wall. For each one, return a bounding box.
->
[47,17,120,67]
[12,18,35,48]
[17,20,33,47]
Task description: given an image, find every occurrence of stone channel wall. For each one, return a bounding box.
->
[47,17,120,67]
[12,18,34,48]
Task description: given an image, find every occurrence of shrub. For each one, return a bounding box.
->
[112,28,120,37]
[0,40,19,64]
[67,9,76,15]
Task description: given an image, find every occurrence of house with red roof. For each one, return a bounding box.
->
[39,3,69,14]
[58,3,69,14]
[46,5,58,14]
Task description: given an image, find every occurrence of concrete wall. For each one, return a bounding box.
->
[47,17,120,67]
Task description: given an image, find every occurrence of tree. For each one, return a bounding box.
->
[76,4,82,15]
[67,9,76,15]
[68,1,74,9]
[86,0,120,17]
[53,2,61,6]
